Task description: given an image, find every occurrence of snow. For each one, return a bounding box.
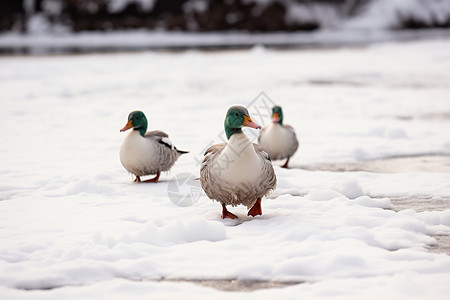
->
[107,0,156,13]
[344,0,450,30]
[1,38,450,298]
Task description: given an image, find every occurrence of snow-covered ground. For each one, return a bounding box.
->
[1,38,450,299]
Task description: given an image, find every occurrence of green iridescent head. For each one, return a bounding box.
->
[120,110,148,137]
[224,105,261,139]
[272,106,283,125]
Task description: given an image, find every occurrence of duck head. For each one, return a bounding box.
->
[120,110,148,137]
[272,106,283,125]
[224,105,261,139]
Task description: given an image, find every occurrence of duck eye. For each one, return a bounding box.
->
[235,113,238,116]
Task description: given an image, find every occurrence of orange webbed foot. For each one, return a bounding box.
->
[222,203,238,219]
[141,171,161,183]
[247,198,262,217]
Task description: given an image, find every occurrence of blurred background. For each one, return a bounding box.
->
[1,0,450,53]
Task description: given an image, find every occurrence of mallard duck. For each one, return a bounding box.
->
[120,110,188,183]
[200,106,277,219]
[258,106,298,168]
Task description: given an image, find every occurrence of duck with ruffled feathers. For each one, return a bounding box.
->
[200,106,277,219]
[120,110,188,183]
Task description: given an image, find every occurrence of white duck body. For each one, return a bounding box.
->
[120,130,182,176]
[258,123,298,160]
[200,133,276,208]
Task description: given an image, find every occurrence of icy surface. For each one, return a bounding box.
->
[1,38,450,298]
[1,29,450,53]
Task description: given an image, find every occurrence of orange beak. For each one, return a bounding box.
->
[120,120,133,132]
[272,113,280,123]
[242,115,261,129]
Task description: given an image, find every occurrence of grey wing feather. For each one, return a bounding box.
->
[145,130,169,138]
[145,130,172,149]
[158,139,174,150]
[253,143,277,191]
[283,124,296,136]
[202,143,226,168]
[252,143,272,162]
[284,124,299,152]
[145,130,188,153]
[203,143,226,156]
[200,143,226,181]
